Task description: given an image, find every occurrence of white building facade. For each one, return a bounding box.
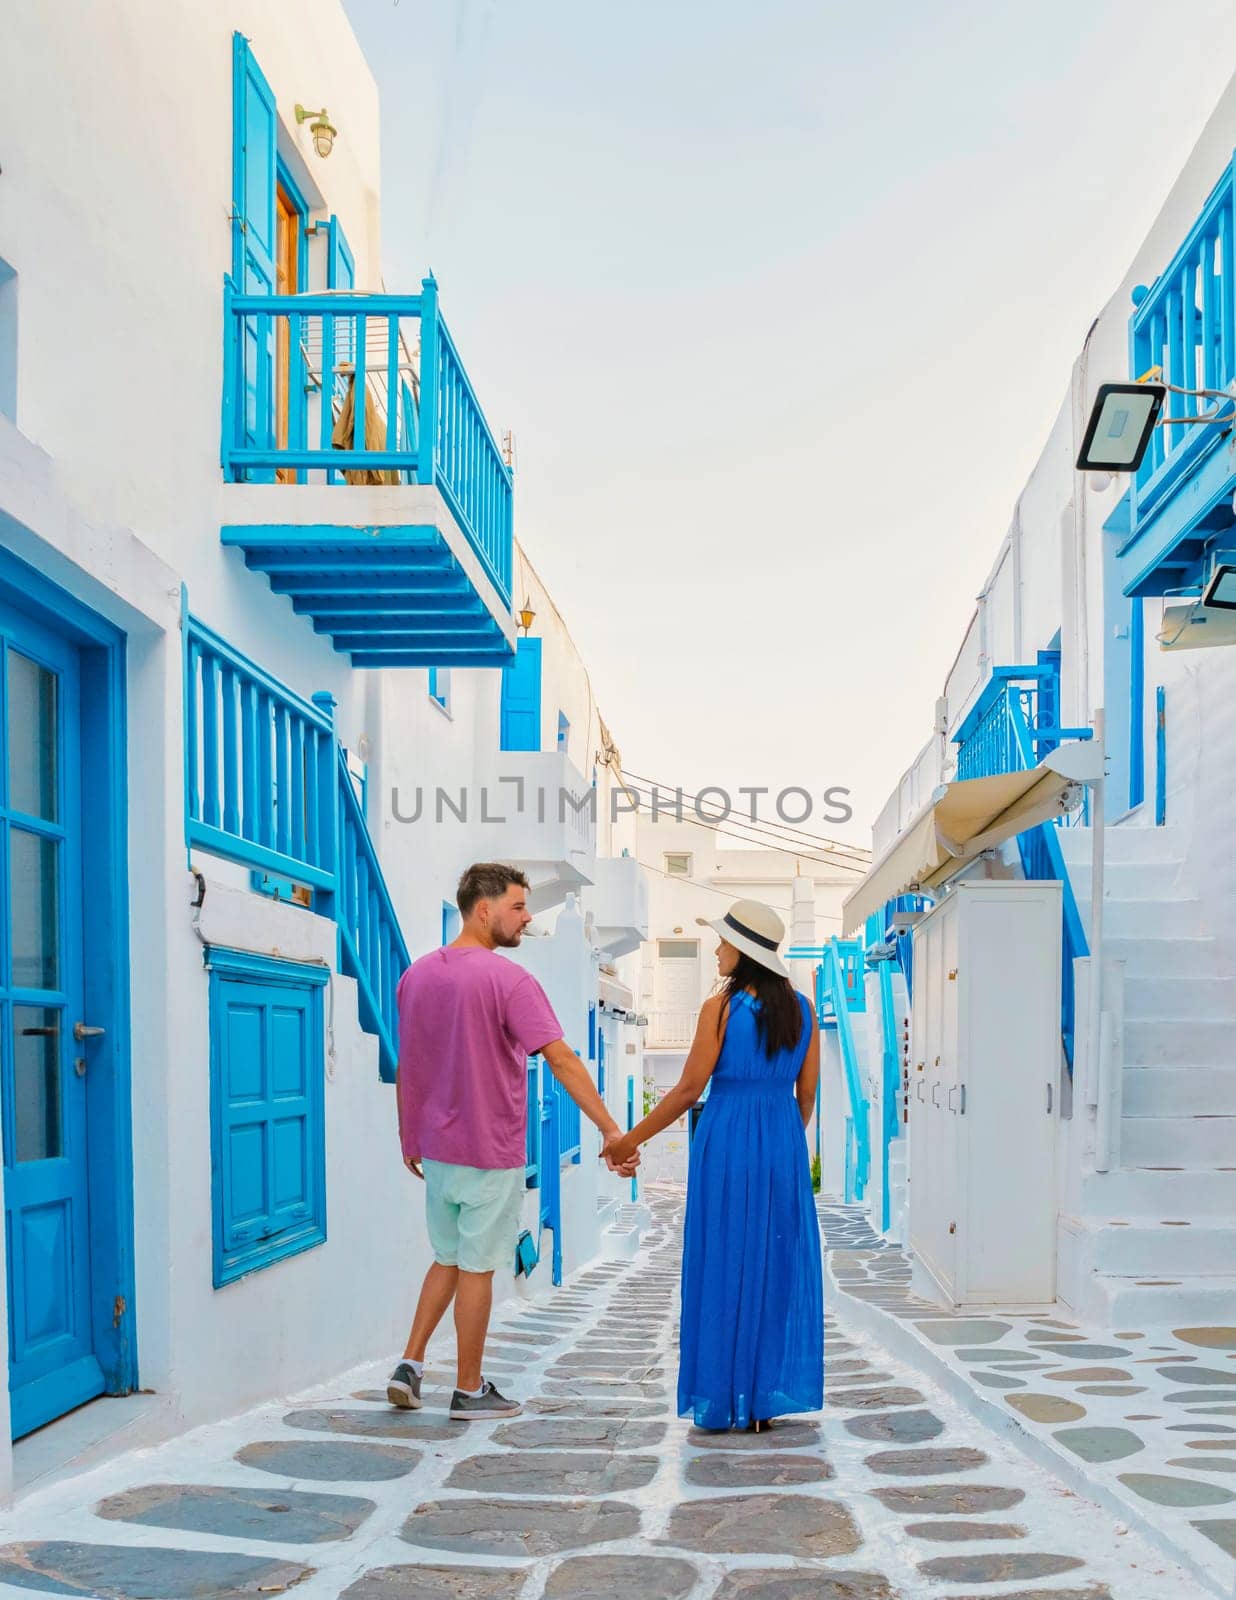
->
[846,79,1236,1326]
[0,0,645,1495]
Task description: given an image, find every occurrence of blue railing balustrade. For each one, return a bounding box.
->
[817,939,870,1205]
[222,276,513,604]
[525,1057,542,1188]
[185,616,337,890]
[1130,159,1236,507]
[952,663,1090,1068]
[184,613,410,1082]
[335,743,411,1082]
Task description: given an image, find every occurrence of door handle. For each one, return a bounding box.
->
[73,1022,106,1042]
[948,1086,958,1112]
[915,1081,925,1103]
[931,1083,941,1108]
[1046,1082,1054,1114]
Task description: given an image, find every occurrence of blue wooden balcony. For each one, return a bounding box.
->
[221,276,515,667]
[1113,156,1236,597]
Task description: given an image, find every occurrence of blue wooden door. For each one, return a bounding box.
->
[0,598,101,1438]
[499,638,542,752]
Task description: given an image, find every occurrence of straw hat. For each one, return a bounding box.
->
[696,898,790,979]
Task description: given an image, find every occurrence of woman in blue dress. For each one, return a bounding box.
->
[609,898,822,1431]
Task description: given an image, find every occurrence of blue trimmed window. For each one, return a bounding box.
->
[428,666,452,714]
[208,949,327,1287]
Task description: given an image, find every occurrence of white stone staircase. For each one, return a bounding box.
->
[1057,823,1236,1323]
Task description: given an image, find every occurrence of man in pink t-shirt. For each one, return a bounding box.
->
[388,862,637,1420]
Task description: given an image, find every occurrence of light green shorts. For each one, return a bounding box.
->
[423,1160,525,1274]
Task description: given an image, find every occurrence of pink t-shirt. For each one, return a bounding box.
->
[396,946,563,1170]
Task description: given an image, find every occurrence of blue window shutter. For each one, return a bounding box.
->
[210,952,326,1286]
[327,216,355,289]
[232,34,278,469]
[500,638,542,751]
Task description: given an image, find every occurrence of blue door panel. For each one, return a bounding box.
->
[500,638,542,751]
[0,598,103,1438]
[210,958,325,1286]
[232,34,278,472]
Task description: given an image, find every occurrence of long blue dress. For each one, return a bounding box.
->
[678,988,823,1429]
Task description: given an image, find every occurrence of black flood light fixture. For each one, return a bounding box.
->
[1076,382,1166,472]
[1201,562,1236,610]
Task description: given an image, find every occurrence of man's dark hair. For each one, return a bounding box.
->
[457,862,530,916]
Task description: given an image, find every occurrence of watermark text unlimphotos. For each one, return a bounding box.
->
[389,780,852,827]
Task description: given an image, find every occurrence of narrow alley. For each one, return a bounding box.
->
[0,1191,1197,1600]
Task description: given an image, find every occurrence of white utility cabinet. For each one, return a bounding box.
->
[908,879,1061,1308]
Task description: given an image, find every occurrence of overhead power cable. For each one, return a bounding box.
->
[618,767,870,861]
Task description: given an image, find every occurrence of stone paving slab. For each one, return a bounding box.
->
[541,1554,697,1599]
[340,1567,525,1600]
[682,1451,832,1486]
[0,1542,313,1598]
[710,1567,893,1599]
[662,1492,862,1557]
[401,1497,641,1556]
[235,1439,421,1481]
[490,1417,667,1449]
[95,1482,375,1543]
[444,1448,659,1495]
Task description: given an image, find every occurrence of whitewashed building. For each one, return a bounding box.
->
[633,812,865,1181]
[0,0,645,1496]
[842,78,1236,1326]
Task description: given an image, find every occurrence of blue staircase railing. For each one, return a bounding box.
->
[875,958,900,1233]
[952,660,1090,1068]
[335,742,411,1083]
[185,612,411,1082]
[817,938,870,1204]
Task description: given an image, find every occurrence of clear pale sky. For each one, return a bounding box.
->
[343,0,1236,850]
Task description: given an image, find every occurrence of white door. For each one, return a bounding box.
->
[654,940,699,1046]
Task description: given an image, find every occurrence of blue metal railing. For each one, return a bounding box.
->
[185,615,337,889]
[817,939,870,1204]
[335,743,411,1082]
[525,1058,542,1187]
[1129,159,1236,523]
[952,664,1089,1068]
[185,614,410,1081]
[875,959,900,1233]
[222,278,513,603]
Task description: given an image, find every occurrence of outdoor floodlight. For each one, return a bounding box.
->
[1201,562,1236,610]
[1076,382,1165,472]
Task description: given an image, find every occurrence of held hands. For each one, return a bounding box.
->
[602,1131,639,1177]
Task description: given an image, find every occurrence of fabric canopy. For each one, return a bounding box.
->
[841,742,1102,936]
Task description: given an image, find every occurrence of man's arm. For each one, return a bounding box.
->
[539,1037,637,1174]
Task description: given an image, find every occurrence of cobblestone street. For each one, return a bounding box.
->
[0,1190,1201,1600]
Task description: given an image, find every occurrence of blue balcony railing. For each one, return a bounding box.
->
[953,663,1089,1068]
[185,614,337,890]
[1128,158,1236,528]
[222,276,513,605]
[185,612,410,1080]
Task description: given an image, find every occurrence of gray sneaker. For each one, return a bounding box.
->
[386,1362,423,1410]
[449,1380,522,1420]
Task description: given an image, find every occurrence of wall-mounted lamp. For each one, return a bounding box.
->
[518,598,536,635]
[295,104,337,159]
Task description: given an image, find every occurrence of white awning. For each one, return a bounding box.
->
[841,742,1102,936]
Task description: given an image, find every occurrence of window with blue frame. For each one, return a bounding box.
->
[441,899,461,945]
[208,949,327,1287]
[428,666,452,714]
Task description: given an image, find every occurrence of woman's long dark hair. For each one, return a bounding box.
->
[716,951,804,1056]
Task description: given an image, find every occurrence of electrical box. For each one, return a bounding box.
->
[908,879,1061,1307]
